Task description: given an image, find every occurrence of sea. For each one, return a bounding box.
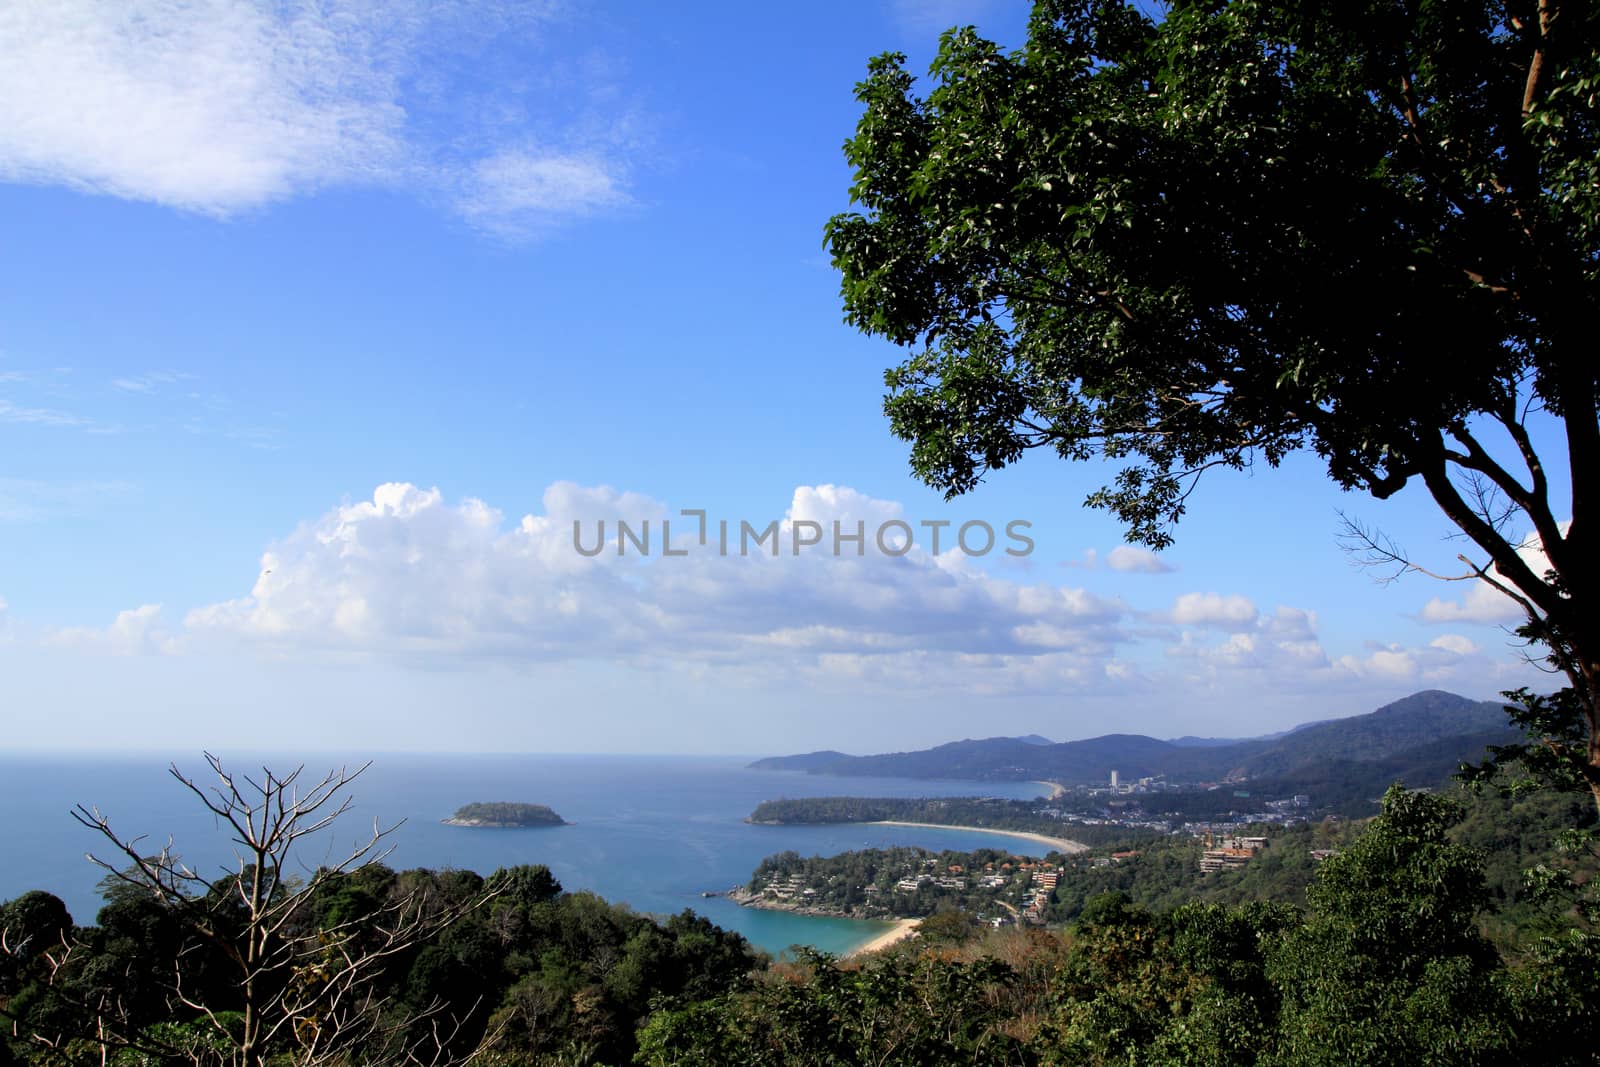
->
[0,753,1051,958]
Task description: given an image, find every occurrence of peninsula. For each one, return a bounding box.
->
[443,802,567,828]
[747,796,1090,853]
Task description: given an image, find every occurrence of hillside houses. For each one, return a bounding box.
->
[1199,834,1268,873]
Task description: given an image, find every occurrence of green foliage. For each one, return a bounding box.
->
[828,0,1598,538]
[636,949,1028,1067]
[0,892,70,997]
[1,863,763,1066]
[10,782,1600,1063]
[827,0,1600,821]
[1267,787,1512,1064]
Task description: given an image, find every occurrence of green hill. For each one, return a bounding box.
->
[750,690,1517,791]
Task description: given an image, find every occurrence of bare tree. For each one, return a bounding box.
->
[20,754,497,1066]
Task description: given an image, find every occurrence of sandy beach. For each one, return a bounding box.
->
[868,820,1088,855]
[1033,780,1068,800]
[844,918,920,958]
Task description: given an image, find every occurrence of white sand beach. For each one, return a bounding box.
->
[868,819,1088,854]
[844,918,920,958]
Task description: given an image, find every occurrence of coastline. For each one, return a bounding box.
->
[843,918,920,959]
[867,819,1088,854]
[1033,780,1068,800]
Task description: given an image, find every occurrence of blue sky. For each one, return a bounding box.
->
[0,0,1548,754]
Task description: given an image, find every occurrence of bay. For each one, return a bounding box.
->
[0,752,1051,957]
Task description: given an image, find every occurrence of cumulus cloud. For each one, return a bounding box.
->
[1418,523,1567,626]
[175,482,1127,686]
[47,604,176,655]
[0,1,630,232]
[1418,584,1524,625]
[39,480,1544,709]
[1162,600,1535,705]
[1105,545,1175,574]
[1429,633,1480,656]
[1166,606,1329,674]
[1168,592,1258,630]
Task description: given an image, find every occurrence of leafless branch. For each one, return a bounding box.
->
[24,756,500,1067]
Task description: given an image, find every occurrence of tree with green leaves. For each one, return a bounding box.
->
[636,947,1027,1067]
[826,0,1600,810]
[1266,786,1512,1064]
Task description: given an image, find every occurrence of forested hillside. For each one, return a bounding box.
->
[752,691,1516,792]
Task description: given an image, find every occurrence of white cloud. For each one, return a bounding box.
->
[0,398,94,427]
[1331,637,1529,687]
[888,0,1010,35]
[172,482,1129,688]
[1429,633,1480,656]
[0,1,630,232]
[37,481,1547,711]
[1164,602,1533,700]
[0,0,410,213]
[1105,545,1175,574]
[1418,584,1523,625]
[1168,592,1258,630]
[1166,606,1329,675]
[112,371,189,394]
[456,148,629,237]
[1356,646,1422,681]
[1417,525,1566,625]
[47,604,175,655]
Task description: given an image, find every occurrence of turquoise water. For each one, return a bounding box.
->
[0,753,1049,957]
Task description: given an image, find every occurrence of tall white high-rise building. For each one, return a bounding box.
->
[1110,769,1119,792]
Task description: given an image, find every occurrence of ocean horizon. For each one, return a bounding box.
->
[0,751,1053,958]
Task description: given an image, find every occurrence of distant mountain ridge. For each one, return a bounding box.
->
[749,690,1516,789]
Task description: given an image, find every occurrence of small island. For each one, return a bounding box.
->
[442,802,567,828]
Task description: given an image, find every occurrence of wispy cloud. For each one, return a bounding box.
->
[0,478,132,522]
[1062,545,1177,574]
[455,148,631,238]
[0,1,634,235]
[0,0,411,214]
[887,0,1010,36]
[0,398,95,427]
[111,371,190,394]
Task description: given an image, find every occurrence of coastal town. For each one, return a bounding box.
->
[731,847,1084,928]
[727,765,1361,933]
